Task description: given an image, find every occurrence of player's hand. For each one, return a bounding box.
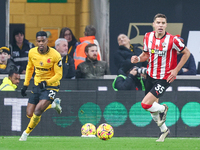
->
[131,56,139,63]
[21,86,28,97]
[39,81,47,89]
[167,69,178,83]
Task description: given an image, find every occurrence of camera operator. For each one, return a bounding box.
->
[112,62,146,91]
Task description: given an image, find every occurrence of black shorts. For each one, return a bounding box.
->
[145,74,170,98]
[28,85,59,105]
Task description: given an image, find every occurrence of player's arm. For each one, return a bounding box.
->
[131,51,149,63]
[24,54,34,86]
[21,54,34,97]
[46,57,63,85]
[167,47,190,83]
[175,47,190,73]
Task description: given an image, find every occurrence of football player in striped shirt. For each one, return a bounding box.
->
[131,13,190,142]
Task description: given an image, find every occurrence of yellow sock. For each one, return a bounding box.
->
[25,113,41,134]
[44,104,52,112]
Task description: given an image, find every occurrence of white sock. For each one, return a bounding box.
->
[159,123,168,132]
[151,112,159,122]
[147,102,165,113]
[51,101,56,108]
[151,112,168,132]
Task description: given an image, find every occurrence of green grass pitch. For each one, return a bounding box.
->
[0,136,200,150]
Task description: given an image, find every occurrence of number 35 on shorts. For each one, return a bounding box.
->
[155,84,165,94]
[48,90,56,99]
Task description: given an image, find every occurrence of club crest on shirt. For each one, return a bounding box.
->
[162,42,166,48]
[47,58,51,63]
[40,61,43,66]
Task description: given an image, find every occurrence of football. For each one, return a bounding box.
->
[97,123,114,140]
[81,123,96,137]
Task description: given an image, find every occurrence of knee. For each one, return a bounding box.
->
[141,102,152,110]
[26,111,33,118]
[34,108,43,116]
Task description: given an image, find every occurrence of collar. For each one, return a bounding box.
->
[154,31,167,39]
[79,36,96,43]
[2,77,17,89]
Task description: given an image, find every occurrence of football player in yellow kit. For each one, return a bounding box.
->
[19,31,63,141]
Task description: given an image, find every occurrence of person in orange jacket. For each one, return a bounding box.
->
[74,25,102,69]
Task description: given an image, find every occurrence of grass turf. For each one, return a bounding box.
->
[0,136,200,150]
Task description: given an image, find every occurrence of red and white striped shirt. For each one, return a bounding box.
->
[143,31,185,80]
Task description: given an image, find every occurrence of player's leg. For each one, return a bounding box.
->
[27,99,51,132]
[43,98,62,114]
[141,76,170,142]
[19,103,36,141]
[19,99,51,141]
[26,103,36,118]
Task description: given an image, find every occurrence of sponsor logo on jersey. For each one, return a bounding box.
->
[35,67,52,71]
[150,49,166,56]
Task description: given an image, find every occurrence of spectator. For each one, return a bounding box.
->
[112,61,145,91]
[55,38,75,79]
[10,29,35,74]
[59,27,79,58]
[76,43,109,79]
[114,34,147,71]
[0,69,20,91]
[0,46,17,74]
[74,25,102,69]
[176,35,196,75]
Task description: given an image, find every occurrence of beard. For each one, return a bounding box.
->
[88,55,97,61]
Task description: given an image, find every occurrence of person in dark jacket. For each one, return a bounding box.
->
[114,34,147,71]
[176,36,196,75]
[0,46,17,74]
[55,38,75,79]
[10,29,35,74]
[76,43,110,79]
[59,27,79,58]
[112,61,145,91]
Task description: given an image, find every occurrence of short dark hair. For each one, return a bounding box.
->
[153,13,167,22]
[36,31,47,38]
[85,43,97,53]
[13,29,24,36]
[8,67,19,77]
[84,25,96,36]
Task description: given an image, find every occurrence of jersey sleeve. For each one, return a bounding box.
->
[46,54,63,85]
[143,33,148,52]
[24,52,34,86]
[173,36,185,52]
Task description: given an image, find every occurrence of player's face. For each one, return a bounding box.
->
[117,34,130,47]
[9,73,20,86]
[0,52,10,62]
[36,36,48,53]
[56,41,68,57]
[86,46,98,61]
[64,30,72,42]
[15,33,24,44]
[153,17,167,37]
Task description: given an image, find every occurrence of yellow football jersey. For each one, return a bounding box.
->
[24,47,63,87]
